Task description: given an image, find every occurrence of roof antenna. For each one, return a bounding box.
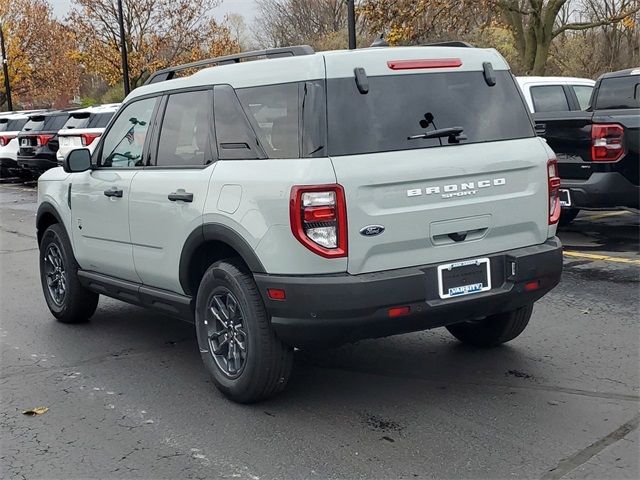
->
[371,34,389,48]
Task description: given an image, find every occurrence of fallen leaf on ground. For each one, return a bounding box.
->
[22,406,49,416]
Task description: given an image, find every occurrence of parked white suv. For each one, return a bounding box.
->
[516,76,595,113]
[56,104,120,164]
[37,45,563,403]
[0,111,43,177]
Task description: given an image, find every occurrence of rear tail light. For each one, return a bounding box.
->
[548,158,561,225]
[81,133,101,147]
[0,135,16,147]
[290,184,347,258]
[592,124,624,162]
[387,58,462,70]
[36,134,54,147]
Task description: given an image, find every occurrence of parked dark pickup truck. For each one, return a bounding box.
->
[533,68,639,225]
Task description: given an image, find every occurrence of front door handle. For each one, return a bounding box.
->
[104,187,123,198]
[168,190,194,203]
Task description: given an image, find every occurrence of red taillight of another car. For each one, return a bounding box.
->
[36,134,54,147]
[290,184,348,258]
[0,135,16,147]
[81,133,101,147]
[547,158,562,225]
[592,124,624,162]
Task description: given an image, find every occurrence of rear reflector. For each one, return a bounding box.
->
[524,280,540,292]
[267,288,286,301]
[387,58,462,70]
[388,306,411,318]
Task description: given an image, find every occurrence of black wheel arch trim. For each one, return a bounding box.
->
[179,223,266,296]
[36,202,65,245]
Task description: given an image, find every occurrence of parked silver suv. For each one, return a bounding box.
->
[37,45,563,403]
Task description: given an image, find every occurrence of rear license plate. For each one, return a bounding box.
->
[20,138,29,147]
[559,189,571,207]
[437,258,491,299]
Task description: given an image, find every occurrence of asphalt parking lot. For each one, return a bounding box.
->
[1,184,638,480]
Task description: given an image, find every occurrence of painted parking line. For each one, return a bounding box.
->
[564,251,640,265]
[582,211,631,221]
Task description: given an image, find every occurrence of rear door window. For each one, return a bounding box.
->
[530,85,570,112]
[237,83,300,159]
[156,90,213,167]
[571,85,594,110]
[595,75,640,109]
[327,71,534,156]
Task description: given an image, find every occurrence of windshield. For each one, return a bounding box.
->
[595,75,639,110]
[327,70,534,156]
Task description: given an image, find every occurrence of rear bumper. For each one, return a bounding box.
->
[0,157,19,168]
[562,172,639,209]
[255,238,563,347]
[17,155,58,172]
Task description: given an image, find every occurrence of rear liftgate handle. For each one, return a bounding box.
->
[168,189,194,203]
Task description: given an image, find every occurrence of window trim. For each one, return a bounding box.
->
[147,86,217,170]
[93,94,162,171]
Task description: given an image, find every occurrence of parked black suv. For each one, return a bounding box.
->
[17,111,72,175]
[533,68,639,224]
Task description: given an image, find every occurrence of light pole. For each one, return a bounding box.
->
[347,0,356,49]
[0,23,13,111]
[117,0,131,95]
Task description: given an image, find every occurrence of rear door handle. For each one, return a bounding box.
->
[168,190,194,203]
[104,187,123,198]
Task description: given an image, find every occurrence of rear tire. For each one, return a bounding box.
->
[559,208,580,226]
[39,224,99,323]
[195,259,293,403]
[446,304,533,347]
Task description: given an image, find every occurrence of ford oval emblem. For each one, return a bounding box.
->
[360,225,385,237]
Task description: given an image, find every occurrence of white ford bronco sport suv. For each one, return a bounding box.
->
[37,44,563,403]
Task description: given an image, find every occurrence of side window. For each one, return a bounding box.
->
[571,85,593,110]
[156,90,213,167]
[530,85,570,112]
[99,97,157,168]
[213,84,263,160]
[237,83,300,159]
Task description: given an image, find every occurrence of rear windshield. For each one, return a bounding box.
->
[62,112,91,130]
[23,114,69,132]
[327,71,534,156]
[0,117,28,132]
[89,112,116,128]
[595,75,639,110]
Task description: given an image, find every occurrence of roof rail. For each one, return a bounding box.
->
[144,45,316,85]
[422,41,474,48]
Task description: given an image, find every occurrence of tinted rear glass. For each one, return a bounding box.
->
[89,112,116,128]
[595,75,640,109]
[327,71,534,156]
[530,85,570,112]
[0,118,28,132]
[62,113,91,130]
[23,116,46,132]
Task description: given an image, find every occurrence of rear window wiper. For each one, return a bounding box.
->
[408,126,467,144]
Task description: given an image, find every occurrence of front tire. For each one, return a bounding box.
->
[39,224,99,323]
[446,304,533,347]
[195,259,293,403]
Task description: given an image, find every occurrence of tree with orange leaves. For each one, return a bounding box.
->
[67,0,241,90]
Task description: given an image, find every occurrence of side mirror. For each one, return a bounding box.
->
[63,148,92,173]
